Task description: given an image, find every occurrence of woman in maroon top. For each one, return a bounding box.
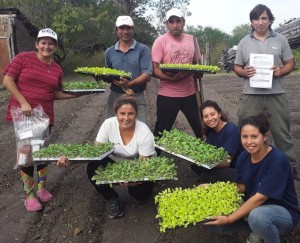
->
[3,28,78,212]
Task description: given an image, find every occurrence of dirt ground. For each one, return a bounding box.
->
[0,72,300,243]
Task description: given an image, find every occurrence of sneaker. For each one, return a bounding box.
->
[107,198,123,219]
[247,232,264,243]
[37,189,53,202]
[133,200,147,208]
[24,197,43,212]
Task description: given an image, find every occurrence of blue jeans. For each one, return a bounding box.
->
[207,205,294,243]
[248,205,294,243]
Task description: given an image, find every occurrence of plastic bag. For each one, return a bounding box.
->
[10,105,50,168]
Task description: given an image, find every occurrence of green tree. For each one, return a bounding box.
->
[52,2,119,53]
[230,24,251,46]
[186,25,231,66]
[104,0,191,37]
[1,0,195,65]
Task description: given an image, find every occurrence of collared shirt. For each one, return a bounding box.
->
[105,39,152,93]
[234,29,294,95]
[250,28,276,38]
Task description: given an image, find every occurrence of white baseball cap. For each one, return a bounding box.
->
[37,28,57,41]
[165,8,184,21]
[116,16,134,27]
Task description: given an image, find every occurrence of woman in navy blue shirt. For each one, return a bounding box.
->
[205,113,299,242]
[191,100,244,182]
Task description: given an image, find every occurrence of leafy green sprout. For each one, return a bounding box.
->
[155,129,231,168]
[62,81,107,90]
[74,67,132,78]
[159,63,220,73]
[155,181,244,232]
[32,143,113,158]
[91,157,177,184]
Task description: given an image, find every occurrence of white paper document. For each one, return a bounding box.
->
[249,54,274,89]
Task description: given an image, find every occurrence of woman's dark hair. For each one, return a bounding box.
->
[113,94,137,114]
[200,100,228,122]
[200,100,228,136]
[250,4,275,28]
[238,112,271,135]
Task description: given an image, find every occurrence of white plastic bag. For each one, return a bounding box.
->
[10,105,50,168]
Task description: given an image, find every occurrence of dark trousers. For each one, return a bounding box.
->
[86,157,155,201]
[153,94,203,139]
[21,164,47,177]
[191,164,237,183]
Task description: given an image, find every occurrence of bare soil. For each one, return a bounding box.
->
[0,73,300,243]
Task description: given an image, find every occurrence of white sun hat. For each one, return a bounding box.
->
[116,16,134,27]
[165,8,184,21]
[37,28,57,41]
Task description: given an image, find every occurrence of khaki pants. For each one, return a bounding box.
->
[238,93,297,168]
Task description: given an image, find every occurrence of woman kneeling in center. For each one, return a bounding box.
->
[86,94,156,219]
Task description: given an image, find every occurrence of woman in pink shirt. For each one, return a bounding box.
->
[3,28,79,212]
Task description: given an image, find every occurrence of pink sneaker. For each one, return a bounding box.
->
[37,189,53,202]
[24,197,43,212]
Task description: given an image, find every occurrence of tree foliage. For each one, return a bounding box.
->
[2,0,283,67]
[230,24,251,46]
[52,2,119,54]
[186,25,231,65]
[0,0,193,56]
[149,0,191,34]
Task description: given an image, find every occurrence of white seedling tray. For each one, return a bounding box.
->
[63,88,105,93]
[32,149,114,163]
[95,176,177,185]
[155,145,224,169]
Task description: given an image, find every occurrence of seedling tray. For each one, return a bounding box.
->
[62,88,105,93]
[32,149,114,163]
[76,71,131,81]
[92,157,177,184]
[155,145,224,169]
[95,176,177,185]
[160,67,216,74]
[155,182,243,232]
[95,73,131,80]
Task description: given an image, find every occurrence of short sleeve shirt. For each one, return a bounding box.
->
[151,33,200,97]
[105,40,152,93]
[236,147,300,226]
[4,51,62,125]
[95,117,156,159]
[234,30,294,95]
[206,122,244,168]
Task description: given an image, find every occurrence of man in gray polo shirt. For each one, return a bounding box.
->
[104,16,152,124]
[234,4,299,180]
